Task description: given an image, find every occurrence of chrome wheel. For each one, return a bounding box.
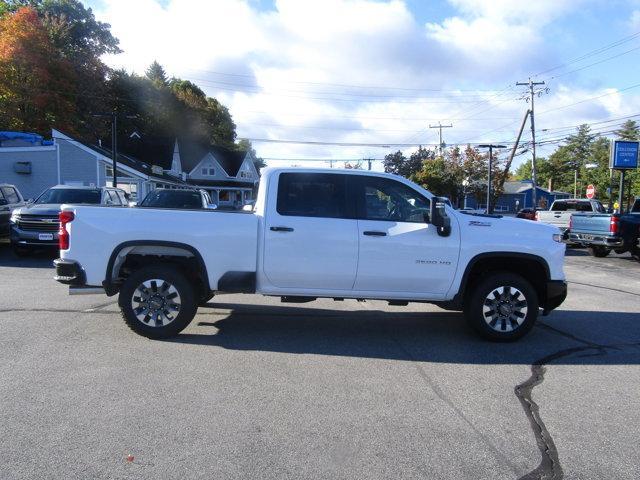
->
[131,279,181,327]
[482,286,528,333]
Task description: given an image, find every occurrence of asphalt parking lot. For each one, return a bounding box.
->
[1,244,639,480]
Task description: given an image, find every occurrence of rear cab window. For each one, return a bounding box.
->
[276,172,352,219]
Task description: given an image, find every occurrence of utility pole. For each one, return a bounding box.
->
[516,78,547,209]
[429,122,453,157]
[366,158,372,171]
[478,144,506,214]
[92,112,136,188]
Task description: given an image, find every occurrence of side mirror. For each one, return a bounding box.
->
[430,197,451,237]
[26,198,34,204]
[205,203,218,210]
[0,198,7,206]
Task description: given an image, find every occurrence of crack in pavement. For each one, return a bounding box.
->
[516,322,640,480]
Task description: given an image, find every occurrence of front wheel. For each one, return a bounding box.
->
[119,265,197,339]
[465,273,539,342]
[588,246,611,257]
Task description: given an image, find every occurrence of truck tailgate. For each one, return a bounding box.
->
[537,211,570,228]
[571,213,611,234]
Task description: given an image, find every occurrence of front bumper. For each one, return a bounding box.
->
[568,232,623,247]
[53,258,85,285]
[542,280,567,314]
[11,225,59,247]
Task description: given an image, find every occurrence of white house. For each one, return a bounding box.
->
[166,140,260,208]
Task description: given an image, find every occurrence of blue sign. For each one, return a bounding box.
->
[611,140,639,169]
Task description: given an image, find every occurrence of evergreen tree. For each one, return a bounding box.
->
[145,60,168,87]
[615,120,640,140]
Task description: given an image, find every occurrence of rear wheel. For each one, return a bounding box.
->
[465,273,539,342]
[631,247,640,262]
[119,265,197,339]
[588,246,611,257]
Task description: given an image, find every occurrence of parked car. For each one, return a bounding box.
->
[0,184,27,241]
[567,197,640,259]
[139,189,215,210]
[516,208,537,221]
[10,185,127,256]
[54,168,567,342]
[535,199,605,233]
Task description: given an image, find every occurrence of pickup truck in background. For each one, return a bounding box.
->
[568,198,640,259]
[53,168,567,342]
[535,198,606,233]
[10,185,128,256]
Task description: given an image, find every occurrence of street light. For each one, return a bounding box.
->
[478,144,506,214]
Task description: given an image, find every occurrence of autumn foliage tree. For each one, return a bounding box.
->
[0,6,77,132]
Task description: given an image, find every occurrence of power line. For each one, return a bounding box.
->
[181,68,511,94]
[533,30,640,78]
[538,81,640,115]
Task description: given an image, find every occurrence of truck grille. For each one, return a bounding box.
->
[16,215,59,232]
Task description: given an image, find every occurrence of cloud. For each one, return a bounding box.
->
[93,0,638,168]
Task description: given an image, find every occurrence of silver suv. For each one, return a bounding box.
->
[10,185,127,256]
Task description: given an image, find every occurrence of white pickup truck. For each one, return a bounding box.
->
[54,168,567,341]
[536,198,606,232]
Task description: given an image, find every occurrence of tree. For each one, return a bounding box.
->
[383,146,432,179]
[236,138,266,173]
[0,6,77,133]
[146,60,168,87]
[616,120,640,140]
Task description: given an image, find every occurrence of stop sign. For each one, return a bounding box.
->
[586,184,595,199]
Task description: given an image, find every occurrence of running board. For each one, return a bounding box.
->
[69,286,105,295]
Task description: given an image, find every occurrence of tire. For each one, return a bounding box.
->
[614,248,626,255]
[464,272,539,342]
[118,265,198,339]
[631,248,640,262]
[588,246,611,257]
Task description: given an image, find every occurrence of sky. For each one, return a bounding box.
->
[85,0,640,170]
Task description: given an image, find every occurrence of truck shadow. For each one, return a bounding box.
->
[0,244,55,269]
[168,303,640,365]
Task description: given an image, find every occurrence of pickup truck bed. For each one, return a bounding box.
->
[536,199,605,232]
[568,198,640,259]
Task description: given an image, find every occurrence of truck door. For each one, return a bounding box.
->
[263,172,358,290]
[351,176,459,296]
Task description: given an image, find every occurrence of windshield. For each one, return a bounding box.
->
[140,190,203,209]
[35,188,101,205]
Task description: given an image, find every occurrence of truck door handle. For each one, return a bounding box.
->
[270,226,294,232]
[363,231,387,236]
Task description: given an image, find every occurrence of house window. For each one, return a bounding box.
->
[209,168,215,175]
[202,167,215,176]
[202,168,207,175]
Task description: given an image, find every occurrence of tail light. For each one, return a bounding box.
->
[58,211,74,250]
[610,215,620,235]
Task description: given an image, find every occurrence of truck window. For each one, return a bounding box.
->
[277,173,349,219]
[357,177,430,223]
[632,199,640,213]
[1,187,19,204]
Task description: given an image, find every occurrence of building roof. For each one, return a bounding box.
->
[54,131,188,185]
[177,139,249,177]
[502,181,555,195]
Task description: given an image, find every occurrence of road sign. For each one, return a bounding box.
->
[610,140,639,169]
[586,184,595,199]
